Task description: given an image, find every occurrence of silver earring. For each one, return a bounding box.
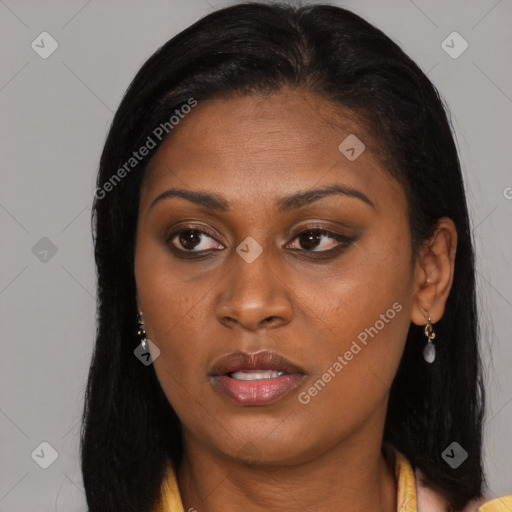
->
[423,314,436,363]
[137,312,147,350]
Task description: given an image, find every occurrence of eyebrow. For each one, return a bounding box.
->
[148,183,375,213]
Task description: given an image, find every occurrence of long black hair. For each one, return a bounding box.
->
[81,2,485,511]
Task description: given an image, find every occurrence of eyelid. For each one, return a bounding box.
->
[166,222,354,255]
[165,222,224,242]
[166,226,225,250]
[285,225,353,251]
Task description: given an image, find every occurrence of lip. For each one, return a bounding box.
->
[209,350,306,406]
[212,374,304,406]
[210,350,304,376]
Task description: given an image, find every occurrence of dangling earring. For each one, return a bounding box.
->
[137,312,147,350]
[423,314,436,363]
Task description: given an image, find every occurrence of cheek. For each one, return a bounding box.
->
[301,224,412,333]
[134,233,205,376]
[134,228,211,335]
[136,277,212,374]
[142,286,214,417]
[293,228,414,399]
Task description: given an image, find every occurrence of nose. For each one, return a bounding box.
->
[215,251,293,331]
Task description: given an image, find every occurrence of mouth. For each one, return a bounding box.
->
[228,369,287,380]
[209,350,305,406]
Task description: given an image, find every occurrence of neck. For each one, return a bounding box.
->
[177,421,397,512]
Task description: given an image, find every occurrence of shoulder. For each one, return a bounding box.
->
[476,495,512,511]
[383,443,512,512]
[153,460,185,512]
[415,467,512,512]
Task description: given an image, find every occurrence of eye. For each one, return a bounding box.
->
[167,228,224,253]
[166,226,353,257]
[286,228,353,253]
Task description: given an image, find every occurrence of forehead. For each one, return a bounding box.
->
[140,89,403,212]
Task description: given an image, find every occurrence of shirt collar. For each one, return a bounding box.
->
[155,442,418,512]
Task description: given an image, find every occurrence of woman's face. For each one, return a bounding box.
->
[134,89,418,464]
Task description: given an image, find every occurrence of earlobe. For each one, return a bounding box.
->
[410,217,457,326]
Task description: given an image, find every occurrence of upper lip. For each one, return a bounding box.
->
[209,350,305,376]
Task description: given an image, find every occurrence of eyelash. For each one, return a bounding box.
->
[166,225,354,258]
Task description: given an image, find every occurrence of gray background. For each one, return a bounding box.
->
[1,0,511,510]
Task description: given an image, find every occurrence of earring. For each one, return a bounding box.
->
[137,312,147,350]
[423,314,436,363]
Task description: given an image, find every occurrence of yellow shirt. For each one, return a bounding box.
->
[154,444,512,511]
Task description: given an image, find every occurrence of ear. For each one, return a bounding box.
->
[136,292,142,314]
[410,217,457,325]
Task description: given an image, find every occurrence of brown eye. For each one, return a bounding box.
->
[287,228,352,253]
[167,228,223,252]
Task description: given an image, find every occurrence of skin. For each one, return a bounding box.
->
[134,88,457,512]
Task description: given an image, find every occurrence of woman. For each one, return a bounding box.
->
[81,2,512,511]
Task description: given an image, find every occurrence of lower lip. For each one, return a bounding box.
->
[212,374,304,405]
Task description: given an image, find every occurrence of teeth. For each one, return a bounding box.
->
[230,370,285,381]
